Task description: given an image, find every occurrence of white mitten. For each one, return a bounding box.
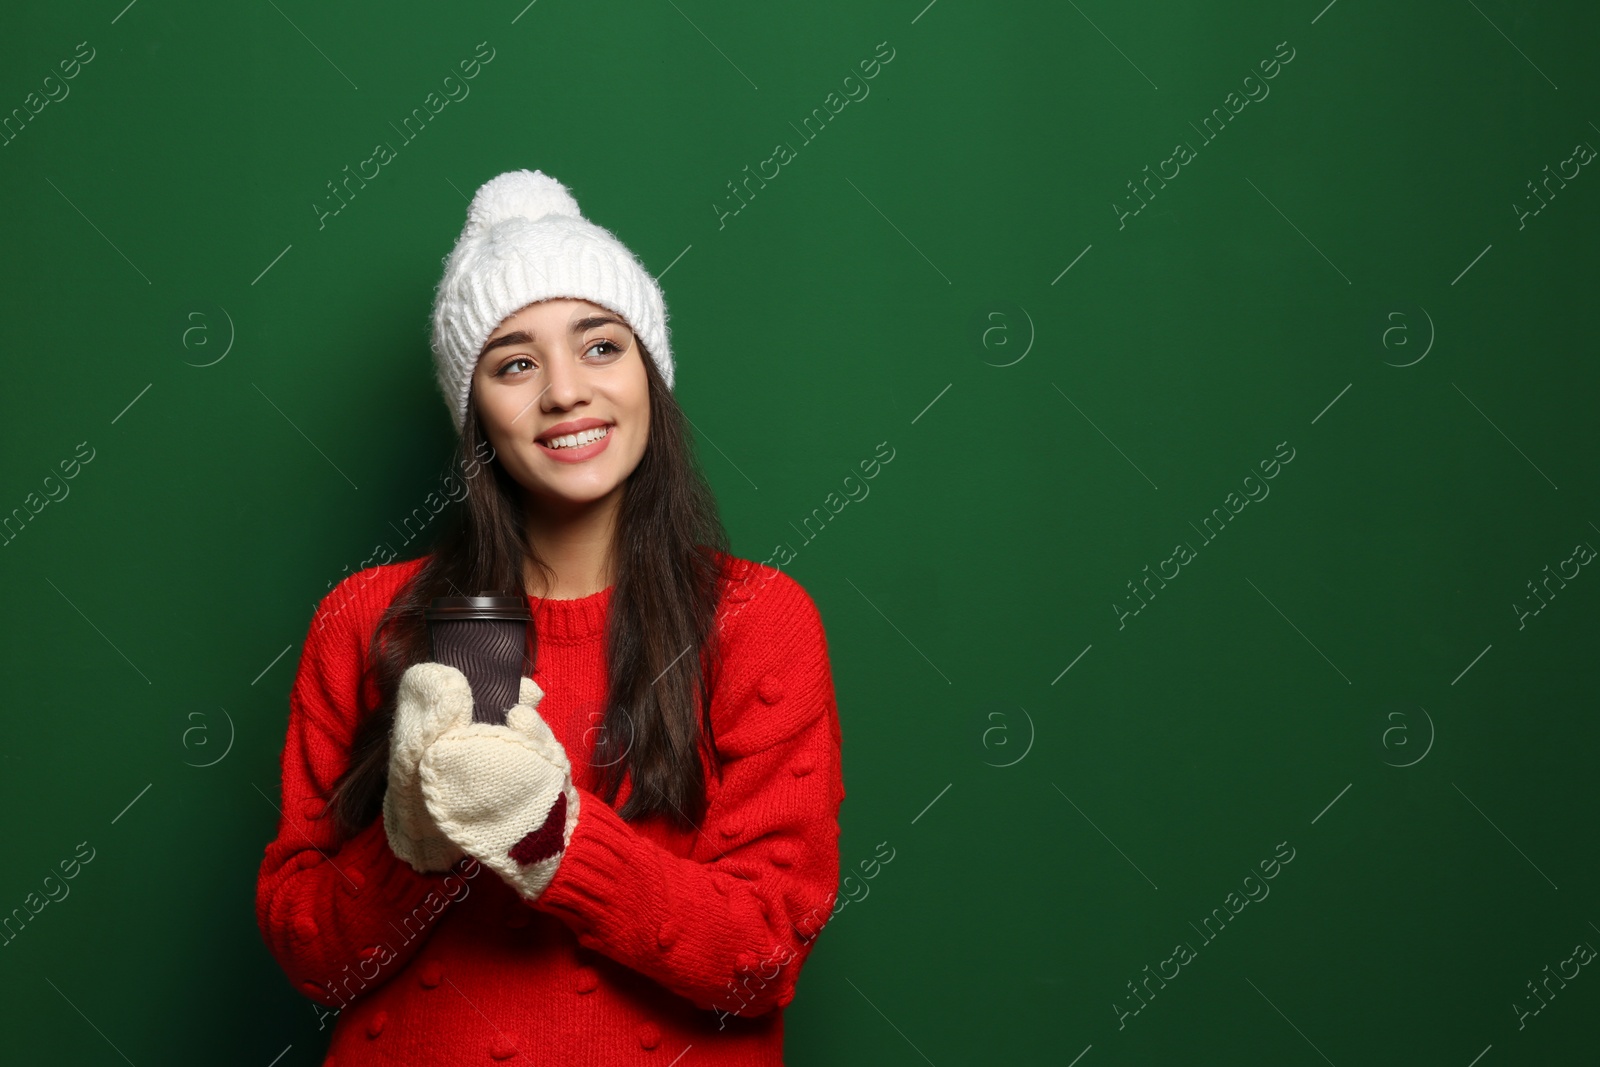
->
[419,676,580,902]
[383,662,476,873]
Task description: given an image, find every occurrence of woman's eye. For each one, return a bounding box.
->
[496,357,534,376]
[585,340,622,359]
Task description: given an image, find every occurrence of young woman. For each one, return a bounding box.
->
[256,169,845,1065]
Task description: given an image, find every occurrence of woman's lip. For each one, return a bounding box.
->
[536,417,611,441]
[535,426,614,464]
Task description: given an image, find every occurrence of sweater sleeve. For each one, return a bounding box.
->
[254,579,463,1009]
[532,570,846,1021]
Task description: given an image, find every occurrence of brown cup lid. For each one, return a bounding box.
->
[426,595,532,622]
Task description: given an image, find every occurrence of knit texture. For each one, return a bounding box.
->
[384,661,484,873]
[255,553,844,1066]
[419,687,582,902]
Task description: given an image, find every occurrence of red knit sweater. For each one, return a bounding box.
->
[255,553,845,1066]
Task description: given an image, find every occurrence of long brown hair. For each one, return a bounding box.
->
[323,343,731,840]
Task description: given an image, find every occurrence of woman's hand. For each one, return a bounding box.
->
[420,676,580,902]
[383,662,474,873]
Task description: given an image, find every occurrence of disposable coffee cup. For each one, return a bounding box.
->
[425,595,533,726]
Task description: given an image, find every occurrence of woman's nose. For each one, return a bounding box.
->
[541,353,587,408]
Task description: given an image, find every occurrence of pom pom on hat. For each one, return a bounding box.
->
[464,170,582,237]
[429,168,674,434]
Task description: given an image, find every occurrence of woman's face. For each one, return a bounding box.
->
[472,298,650,514]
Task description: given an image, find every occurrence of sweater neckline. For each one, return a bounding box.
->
[528,586,612,643]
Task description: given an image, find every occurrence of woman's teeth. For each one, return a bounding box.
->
[544,425,610,449]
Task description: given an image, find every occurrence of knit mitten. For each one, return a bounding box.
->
[383,662,476,873]
[419,676,580,902]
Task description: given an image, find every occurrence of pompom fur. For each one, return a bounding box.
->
[466,169,581,236]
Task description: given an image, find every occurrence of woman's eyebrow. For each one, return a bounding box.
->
[479,315,631,359]
[572,314,628,332]
[480,330,534,358]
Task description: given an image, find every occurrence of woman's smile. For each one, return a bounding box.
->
[535,420,615,464]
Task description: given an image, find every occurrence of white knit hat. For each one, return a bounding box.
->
[429,169,674,433]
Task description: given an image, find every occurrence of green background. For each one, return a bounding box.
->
[2,0,1597,1063]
